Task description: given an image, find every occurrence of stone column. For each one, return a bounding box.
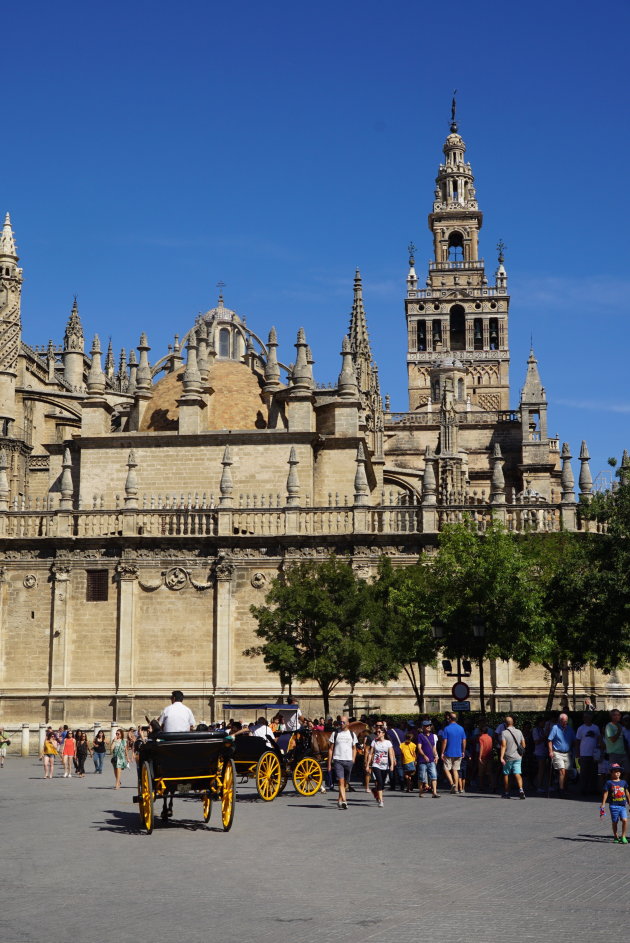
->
[38,722,47,754]
[213,557,234,701]
[50,564,72,691]
[20,723,30,756]
[115,563,138,693]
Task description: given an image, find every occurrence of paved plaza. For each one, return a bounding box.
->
[1,758,626,943]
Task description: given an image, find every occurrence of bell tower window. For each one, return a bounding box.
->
[473,318,483,351]
[449,304,465,351]
[489,318,499,350]
[447,231,464,261]
[417,320,426,351]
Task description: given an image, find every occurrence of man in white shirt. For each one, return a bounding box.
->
[253,716,276,744]
[284,697,305,732]
[327,716,357,810]
[575,712,600,795]
[158,690,196,732]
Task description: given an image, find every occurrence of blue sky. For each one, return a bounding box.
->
[3,1,629,482]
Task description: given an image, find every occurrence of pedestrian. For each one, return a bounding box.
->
[400,730,418,793]
[600,763,630,844]
[417,720,439,797]
[40,730,58,778]
[92,730,107,774]
[583,696,595,712]
[499,716,526,799]
[385,720,405,791]
[366,726,395,808]
[575,712,600,795]
[476,724,495,792]
[547,712,575,798]
[604,710,626,769]
[111,729,126,788]
[62,729,76,778]
[440,712,467,795]
[327,715,358,810]
[0,727,9,768]
[74,730,90,777]
[125,727,137,767]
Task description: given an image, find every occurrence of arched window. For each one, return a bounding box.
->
[473,318,483,350]
[432,320,442,348]
[432,381,440,402]
[417,320,426,351]
[449,304,465,351]
[489,318,499,350]
[447,231,464,262]
[457,378,464,401]
[219,327,230,358]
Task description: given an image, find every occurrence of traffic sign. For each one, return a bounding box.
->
[451,700,470,711]
[451,681,470,701]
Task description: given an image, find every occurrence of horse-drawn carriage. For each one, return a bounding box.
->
[224,703,325,800]
[133,729,236,834]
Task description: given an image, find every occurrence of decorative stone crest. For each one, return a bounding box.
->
[250,572,267,590]
[23,574,37,589]
[164,566,188,590]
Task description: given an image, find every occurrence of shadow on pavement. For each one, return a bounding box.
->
[95,808,218,834]
[555,833,613,844]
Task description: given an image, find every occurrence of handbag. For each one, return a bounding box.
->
[507,728,524,757]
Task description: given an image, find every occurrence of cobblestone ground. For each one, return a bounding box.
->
[1,758,626,943]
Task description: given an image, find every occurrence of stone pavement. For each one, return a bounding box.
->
[0,758,626,943]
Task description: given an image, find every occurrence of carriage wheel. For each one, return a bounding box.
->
[202,793,212,823]
[278,771,289,795]
[255,751,282,802]
[220,759,236,831]
[292,757,323,797]
[139,761,154,834]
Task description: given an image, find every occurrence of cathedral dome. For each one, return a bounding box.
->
[140,360,267,432]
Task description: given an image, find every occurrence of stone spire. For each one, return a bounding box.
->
[182,330,202,394]
[337,335,358,399]
[406,243,418,293]
[290,327,313,391]
[520,349,546,404]
[490,442,506,504]
[619,449,630,487]
[0,211,22,427]
[348,269,375,397]
[495,240,508,292]
[263,326,281,393]
[135,333,152,392]
[286,446,300,506]
[63,297,84,353]
[104,339,115,380]
[0,213,17,257]
[196,322,209,382]
[59,447,74,510]
[421,446,437,506]
[353,442,369,506]
[578,441,593,499]
[117,349,128,392]
[560,443,576,503]
[124,449,139,508]
[219,445,234,506]
[86,335,106,395]
[127,350,137,395]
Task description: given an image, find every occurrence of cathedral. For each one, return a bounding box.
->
[0,113,624,726]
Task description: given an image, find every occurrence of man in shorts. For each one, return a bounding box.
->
[499,716,526,799]
[547,712,575,798]
[440,712,466,795]
[327,716,357,810]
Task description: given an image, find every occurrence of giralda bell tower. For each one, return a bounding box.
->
[405,102,510,413]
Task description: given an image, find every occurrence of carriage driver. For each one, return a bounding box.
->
[284,696,306,732]
[158,691,196,732]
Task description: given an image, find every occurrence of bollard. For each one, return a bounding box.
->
[38,723,47,754]
[21,723,30,757]
[110,722,118,751]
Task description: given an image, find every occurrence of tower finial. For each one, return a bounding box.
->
[450,89,458,132]
[407,241,416,266]
[497,239,506,265]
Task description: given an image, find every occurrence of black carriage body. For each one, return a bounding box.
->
[232,733,284,773]
[139,731,234,788]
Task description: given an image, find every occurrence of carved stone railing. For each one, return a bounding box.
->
[386,409,519,426]
[0,501,591,538]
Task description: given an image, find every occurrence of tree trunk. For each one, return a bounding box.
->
[320,683,330,718]
[544,663,561,712]
[478,657,486,716]
[403,664,423,714]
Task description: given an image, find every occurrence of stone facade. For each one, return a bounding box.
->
[0,118,627,725]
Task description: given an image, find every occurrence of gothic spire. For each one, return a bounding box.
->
[348,269,371,361]
[520,349,546,404]
[0,212,17,258]
[63,297,84,353]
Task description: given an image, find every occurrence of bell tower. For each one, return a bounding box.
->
[405,102,510,412]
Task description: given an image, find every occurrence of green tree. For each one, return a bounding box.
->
[430,521,544,713]
[363,556,439,713]
[247,555,379,716]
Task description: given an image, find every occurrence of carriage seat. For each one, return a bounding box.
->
[151,731,232,743]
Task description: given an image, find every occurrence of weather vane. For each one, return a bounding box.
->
[451,89,458,131]
[407,241,416,264]
[216,280,226,301]
[496,240,506,263]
